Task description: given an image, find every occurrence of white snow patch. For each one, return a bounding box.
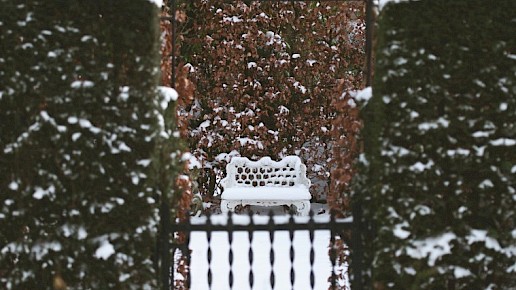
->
[78,227,87,240]
[95,240,115,260]
[183,152,202,169]
[312,164,324,172]
[393,222,411,239]
[473,79,486,88]
[306,59,317,66]
[118,142,131,152]
[238,137,264,150]
[473,145,486,156]
[72,132,81,142]
[278,105,290,114]
[382,96,391,104]
[131,173,140,185]
[446,148,470,157]
[293,81,307,94]
[214,150,240,164]
[81,35,94,42]
[466,229,510,256]
[478,179,494,189]
[472,131,492,138]
[79,119,92,128]
[404,267,416,275]
[8,181,19,190]
[382,145,410,157]
[33,185,55,200]
[185,63,195,73]
[224,16,243,23]
[355,87,373,103]
[490,138,516,146]
[71,80,94,89]
[454,267,473,278]
[199,120,211,130]
[414,205,431,216]
[147,0,163,7]
[32,242,62,260]
[418,118,449,131]
[406,232,456,266]
[393,57,408,66]
[68,116,78,124]
[347,98,357,108]
[409,160,434,172]
[119,86,129,101]
[137,159,151,167]
[158,86,178,110]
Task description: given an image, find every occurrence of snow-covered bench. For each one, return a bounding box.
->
[220,156,311,216]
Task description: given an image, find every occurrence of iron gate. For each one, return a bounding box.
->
[160,206,365,290]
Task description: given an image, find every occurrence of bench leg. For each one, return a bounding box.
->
[221,200,238,214]
[293,201,310,216]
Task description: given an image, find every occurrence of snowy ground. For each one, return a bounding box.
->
[183,204,349,290]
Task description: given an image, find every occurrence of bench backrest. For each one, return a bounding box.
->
[221,156,311,189]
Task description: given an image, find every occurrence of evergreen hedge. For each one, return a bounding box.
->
[0,1,163,289]
[358,0,515,288]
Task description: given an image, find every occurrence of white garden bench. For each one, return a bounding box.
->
[220,156,311,216]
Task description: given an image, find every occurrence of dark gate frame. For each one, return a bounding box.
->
[158,0,376,289]
[170,211,362,290]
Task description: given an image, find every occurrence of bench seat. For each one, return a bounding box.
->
[221,186,311,200]
[220,156,311,215]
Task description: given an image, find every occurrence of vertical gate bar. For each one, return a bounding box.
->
[228,211,234,289]
[359,0,374,288]
[268,210,275,289]
[160,199,170,290]
[351,200,364,290]
[170,0,176,88]
[185,216,192,290]
[170,245,175,290]
[308,210,316,290]
[248,211,255,289]
[154,222,160,280]
[288,213,295,290]
[206,212,213,289]
[170,223,175,290]
[365,0,374,87]
[329,212,337,290]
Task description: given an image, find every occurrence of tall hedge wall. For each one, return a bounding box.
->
[0,1,162,289]
[358,0,515,288]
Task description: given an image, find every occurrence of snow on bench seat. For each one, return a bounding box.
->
[220,156,311,216]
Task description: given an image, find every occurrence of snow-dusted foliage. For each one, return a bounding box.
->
[0,1,163,289]
[357,0,516,288]
[177,1,365,204]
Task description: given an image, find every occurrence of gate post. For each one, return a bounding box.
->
[160,200,171,290]
[351,199,364,290]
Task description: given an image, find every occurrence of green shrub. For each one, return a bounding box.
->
[357,0,516,288]
[0,1,163,289]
